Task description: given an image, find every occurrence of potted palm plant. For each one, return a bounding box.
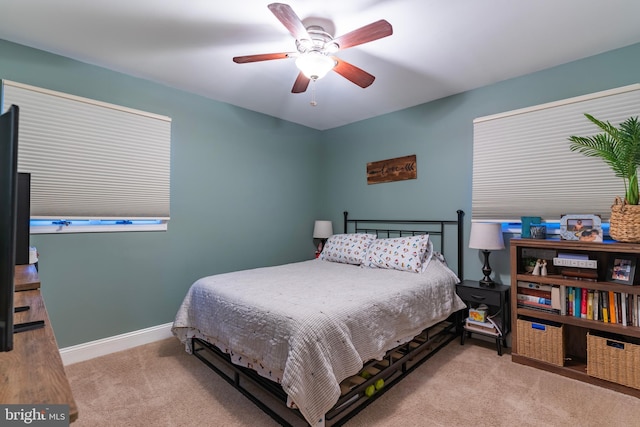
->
[568,114,640,242]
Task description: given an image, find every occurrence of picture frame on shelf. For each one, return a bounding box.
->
[559,214,603,242]
[606,255,638,285]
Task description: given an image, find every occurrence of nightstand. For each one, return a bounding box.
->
[456,280,510,356]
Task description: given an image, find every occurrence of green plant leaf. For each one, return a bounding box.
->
[568,114,640,205]
[628,171,639,205]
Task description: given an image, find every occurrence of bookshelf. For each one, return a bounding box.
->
[510,238,640,398]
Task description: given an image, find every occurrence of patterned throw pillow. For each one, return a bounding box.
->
[363,234,431,273]
[421,238,434,272]
[319,233,377,265]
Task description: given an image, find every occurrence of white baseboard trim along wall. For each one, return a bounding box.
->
[59,322,174,366]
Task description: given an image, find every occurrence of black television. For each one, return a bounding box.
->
[0,104,20,352]
[16,172,30,266]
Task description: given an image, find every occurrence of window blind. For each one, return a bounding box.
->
[1,80,171,221]
[472,84,640,222]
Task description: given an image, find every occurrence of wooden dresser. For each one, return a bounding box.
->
[0,264,78,422]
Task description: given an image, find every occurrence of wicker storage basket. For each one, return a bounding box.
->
[516,318,564,366]
[609,197,640,243]
[587,333,640,389]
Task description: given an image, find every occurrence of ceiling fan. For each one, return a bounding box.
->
[233,3,393,94]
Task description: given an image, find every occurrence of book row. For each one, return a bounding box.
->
[516,281,640,327]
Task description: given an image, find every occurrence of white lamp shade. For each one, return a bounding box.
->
[469,222,505,250]
[295,53,336,80]
[313,220,333,239]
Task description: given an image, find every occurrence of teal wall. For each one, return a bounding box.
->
[2,37,640,348]
[322,42,640,286]
[0,39,323,347]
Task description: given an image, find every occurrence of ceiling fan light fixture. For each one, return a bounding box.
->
[325,42,340,53]
[295,52,336,80]
[297,38,313,51]
[234,4,393,94]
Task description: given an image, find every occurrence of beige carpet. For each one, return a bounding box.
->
[65,337,640,426]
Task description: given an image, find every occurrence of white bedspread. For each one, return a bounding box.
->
[172,257,465,426]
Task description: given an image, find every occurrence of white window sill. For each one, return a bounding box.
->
[30,220,168,234]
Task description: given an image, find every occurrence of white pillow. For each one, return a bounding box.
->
[420,238,435,272]
[319,233,377,265]
[363,234,431,273]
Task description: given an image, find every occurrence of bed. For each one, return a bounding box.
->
[172,210,466,426]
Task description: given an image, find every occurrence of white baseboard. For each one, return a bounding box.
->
[59,322,174,366]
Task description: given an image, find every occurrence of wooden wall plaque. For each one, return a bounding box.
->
[366,154,417,185]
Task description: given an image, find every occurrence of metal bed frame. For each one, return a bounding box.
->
[191,210,465,426]
[343,210,465,281]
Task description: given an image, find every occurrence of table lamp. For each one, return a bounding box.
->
[469,222,505,287]
[313,220,333,254]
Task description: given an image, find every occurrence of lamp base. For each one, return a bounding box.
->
[314,238,328,254]
[479,278,495,288]
[479,250,495,287]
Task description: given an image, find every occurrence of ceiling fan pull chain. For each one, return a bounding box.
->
[310,80,318,107]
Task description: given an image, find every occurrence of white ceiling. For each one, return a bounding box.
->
[2,0,640,130]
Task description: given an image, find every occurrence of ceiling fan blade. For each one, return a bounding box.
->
[332,19,393,50]
[268,3,310,41]
[291,72,311,93]
[233,53,291,64]
[332,58,375,88]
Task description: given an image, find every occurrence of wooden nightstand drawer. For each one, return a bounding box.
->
[455,285,501,306]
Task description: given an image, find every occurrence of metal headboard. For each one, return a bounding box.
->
[343,210,465,280]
